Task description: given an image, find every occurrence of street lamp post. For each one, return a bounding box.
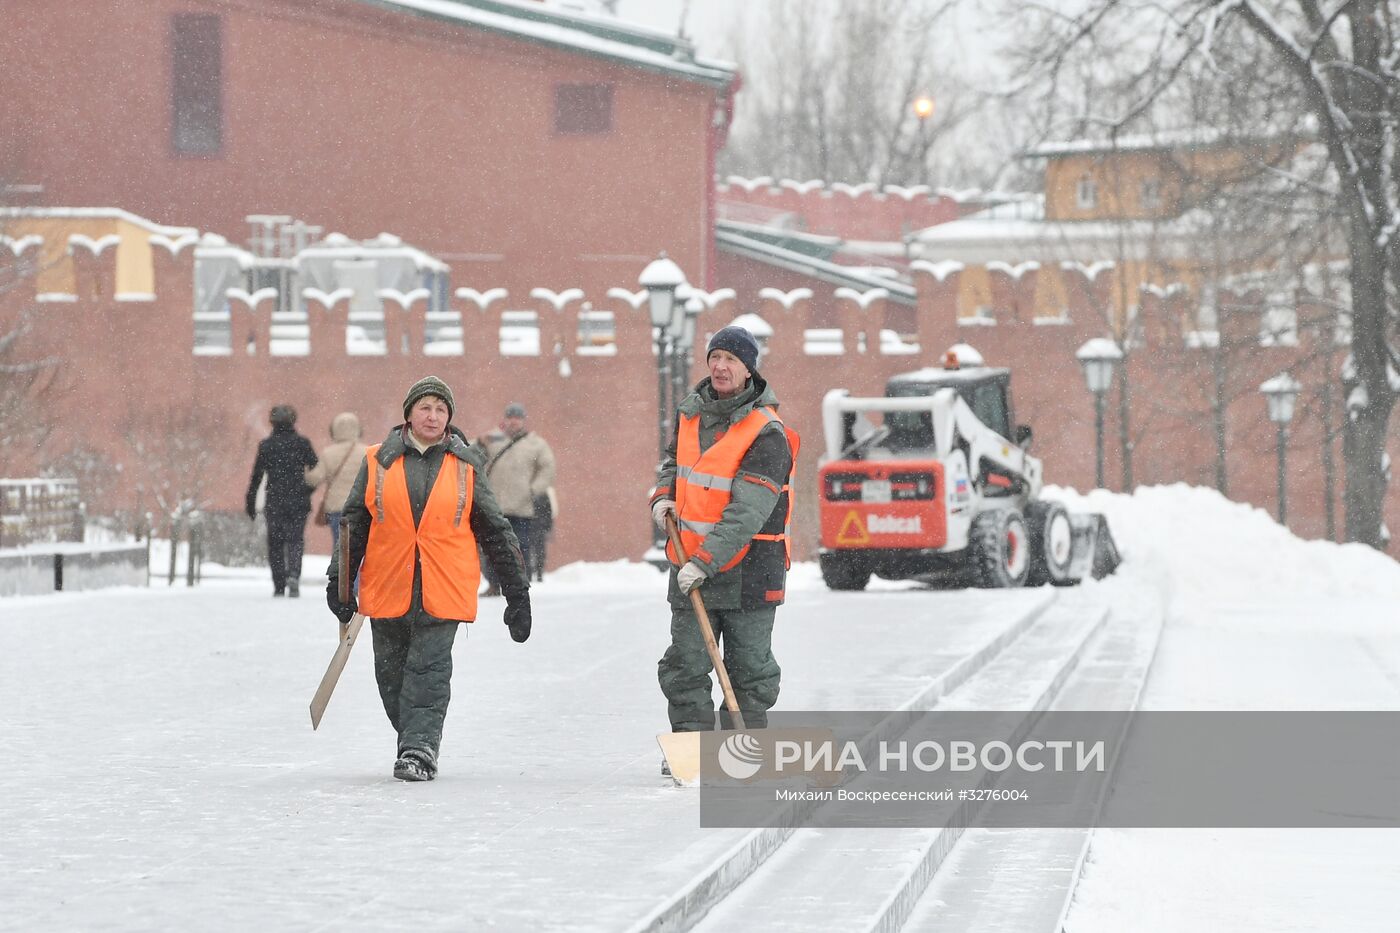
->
[1260,373,1300,525]
[671,294,703,414]
[912,95,934,188]
[639,253,687,560]
[1076,338,1123,489]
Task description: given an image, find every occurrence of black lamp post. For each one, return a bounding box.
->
[1260,373,1300,525]
[1076,338,1123,489]
[671,294,703,415]
[639,253,687,562]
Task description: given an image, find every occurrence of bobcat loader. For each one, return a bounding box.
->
[817,345,1119,590]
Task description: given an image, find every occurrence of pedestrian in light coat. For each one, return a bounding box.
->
[479,403,556,594]
[305,411,368,553]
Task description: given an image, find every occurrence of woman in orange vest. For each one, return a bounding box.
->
[650,326,798,754]
[326,376,532,782]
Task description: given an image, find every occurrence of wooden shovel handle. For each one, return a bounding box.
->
[338,515,351,605]
[665,514,746,729]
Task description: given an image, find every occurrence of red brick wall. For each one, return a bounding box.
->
[2,242,1395,566]
[0,0,720,294]
[717,179,973,242]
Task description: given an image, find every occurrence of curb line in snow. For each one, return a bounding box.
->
[866,598,1113,933]
[625,590,1060,933]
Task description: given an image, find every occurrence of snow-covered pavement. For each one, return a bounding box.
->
[3,484,1399,932]
[0,560,1052,931]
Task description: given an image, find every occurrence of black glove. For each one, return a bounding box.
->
[326,578,357,625]
[504,591,532,643]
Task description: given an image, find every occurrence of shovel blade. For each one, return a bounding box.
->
[657,731,704,786]
[657,727,842,788]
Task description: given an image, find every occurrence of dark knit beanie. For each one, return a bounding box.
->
[706,325,760,374]
[269,404,296,427]
[402,375,455,421]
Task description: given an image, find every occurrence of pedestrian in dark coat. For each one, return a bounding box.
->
[650,326,798,740]
[245,404,318,597]
[326,376,532,782]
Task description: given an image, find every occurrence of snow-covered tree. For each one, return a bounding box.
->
[719,0,989,187]
[1007,0,1399,548]
[0,214,62,475]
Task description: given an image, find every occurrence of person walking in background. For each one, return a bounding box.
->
[305,411,368,554]
[245,404,318,597]
[528,486,557,582]
[650,326,798,752]
[479,403,555,596]
[325,376,532,782]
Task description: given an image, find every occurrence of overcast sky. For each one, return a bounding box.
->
[612,0,747,58]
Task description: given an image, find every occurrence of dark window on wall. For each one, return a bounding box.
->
[171,14,223,155]
[554,84,613,135]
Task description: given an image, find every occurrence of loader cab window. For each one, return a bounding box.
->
[884,384,936,452]
[967,381,1011,439]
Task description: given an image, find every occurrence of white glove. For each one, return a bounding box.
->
[651,498,676,530]
[677,561,707,594]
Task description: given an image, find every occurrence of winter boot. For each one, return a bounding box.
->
[661,757,672,777]
[393,749,435,782]
[288,580,300,598]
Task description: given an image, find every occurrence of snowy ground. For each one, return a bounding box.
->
[1048,486,1400,933]
[2,484,1397,931]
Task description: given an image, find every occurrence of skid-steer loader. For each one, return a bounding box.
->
[817,345,1119,590]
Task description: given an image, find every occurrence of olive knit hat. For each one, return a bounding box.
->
[402,375,455,421]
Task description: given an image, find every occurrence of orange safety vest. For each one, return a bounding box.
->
[667,406,800,572]
[357,444,481,622]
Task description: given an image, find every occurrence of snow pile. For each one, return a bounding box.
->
[1046,483,1400,603]
[540,558,667,591]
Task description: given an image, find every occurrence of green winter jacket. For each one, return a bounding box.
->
[329,425,528,624]
[652,374,795,612]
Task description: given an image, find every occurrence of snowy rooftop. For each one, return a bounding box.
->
[904,198,1220,264]
[1022,122,1314,158]
[364,0,736,87]
[716,224,918,305]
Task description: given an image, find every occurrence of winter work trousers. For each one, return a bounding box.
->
[370,619,460,765]
[658,605,780,732]
[264,512,306,593]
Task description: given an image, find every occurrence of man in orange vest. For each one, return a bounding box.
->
[650,326,798,749]
[326,375,532,782]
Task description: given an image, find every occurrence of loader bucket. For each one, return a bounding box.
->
[1066,513,1121,581]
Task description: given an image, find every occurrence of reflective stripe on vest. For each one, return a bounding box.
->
[358,445,481,622]
[667,406,800,572]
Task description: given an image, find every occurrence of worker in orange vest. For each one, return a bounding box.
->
[650,326,799,761]
[327,375,531,782]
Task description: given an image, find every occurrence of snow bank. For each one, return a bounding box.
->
[1046,483,1400,603]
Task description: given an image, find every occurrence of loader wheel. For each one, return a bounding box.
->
[969,509,1030,588]
[820,552,871,591]
[1026,500,1074,586]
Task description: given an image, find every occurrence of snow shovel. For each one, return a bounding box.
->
[656,514,747,784]
[656,517,839,788]
[310,517,365,729]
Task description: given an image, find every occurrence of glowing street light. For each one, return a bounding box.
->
[912,96,935,187]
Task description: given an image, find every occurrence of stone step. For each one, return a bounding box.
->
[686,592,1111,933]
[902,601,1164,933]
[625,590,1058,933]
